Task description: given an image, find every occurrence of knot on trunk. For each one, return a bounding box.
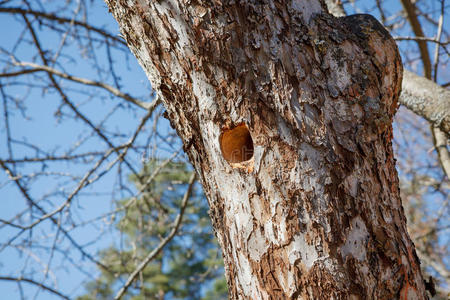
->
[341,14,403,133]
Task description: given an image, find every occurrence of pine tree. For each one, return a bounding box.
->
[77,159,227,300]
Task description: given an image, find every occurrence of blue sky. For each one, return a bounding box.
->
[0,1,167,298]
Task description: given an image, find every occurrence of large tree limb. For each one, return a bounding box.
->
[402,70,450,136]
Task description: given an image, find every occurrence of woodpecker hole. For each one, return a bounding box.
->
[220,123,254,164]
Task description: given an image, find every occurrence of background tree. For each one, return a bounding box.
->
[77,160,226,300]
[0,0,448,299]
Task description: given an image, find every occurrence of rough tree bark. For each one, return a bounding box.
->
[324,0,450,136]
[105,0,427,299]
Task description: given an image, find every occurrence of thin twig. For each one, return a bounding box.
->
[0,160,111,272]
[8,60,155,110]
[0,6,126,45]
[0,276,70,300]
[394,36,449,45]
[114,173,197,300]
[432,0,445,82]
[22,14,144,182]
[1,151,105,163]
[3,109,154,232]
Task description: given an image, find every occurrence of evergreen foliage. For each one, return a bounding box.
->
[77,159,227,300]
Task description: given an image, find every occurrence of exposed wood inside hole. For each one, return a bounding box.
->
[220,123,254,164]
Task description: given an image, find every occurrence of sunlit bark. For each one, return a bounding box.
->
[106,0,427,298]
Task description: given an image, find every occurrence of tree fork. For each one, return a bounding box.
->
[105,0,427,298]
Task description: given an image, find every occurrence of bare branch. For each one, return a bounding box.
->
[0,276,70,300]
[432,0,445,83]
[0,6,126,45]
[432,126,450,178]
[21,14,144,181]
[0,160,112,272]
[394,36,449,45]
[399,0,432,79]
[1,151,105,164]
[7,60,155,110]
[0,68,42,77]
[113,173,197,300]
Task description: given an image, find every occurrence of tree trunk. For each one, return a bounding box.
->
[105,0,427,298]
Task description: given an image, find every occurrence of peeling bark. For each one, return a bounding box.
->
[105,0,427,298]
